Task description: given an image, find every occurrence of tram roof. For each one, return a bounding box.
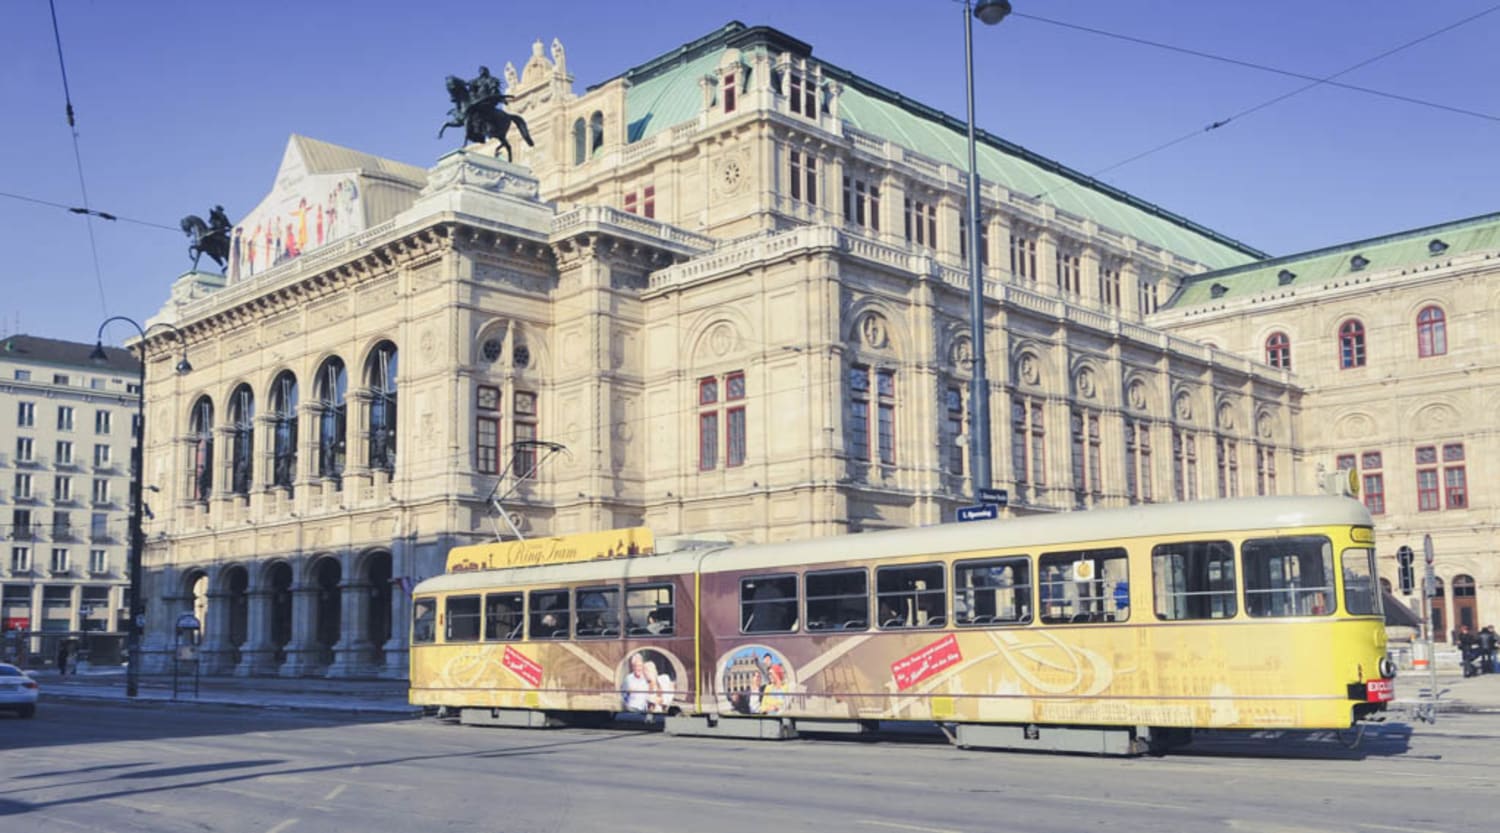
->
[414,496,1371,595]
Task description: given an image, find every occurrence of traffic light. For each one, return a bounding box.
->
[1396,545,1415,595]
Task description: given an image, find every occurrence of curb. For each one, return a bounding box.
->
[43,690,422,718]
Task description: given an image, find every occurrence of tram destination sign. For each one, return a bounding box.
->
[957,503,1000,522]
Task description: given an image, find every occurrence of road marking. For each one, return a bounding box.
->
[322,784,346,801]
[1046,794,1187,812]
[265,819,299,833]
[859,820,965,833]
[1357,824,1445,833]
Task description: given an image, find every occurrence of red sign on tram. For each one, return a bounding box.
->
[502,646,543,687]
[1365,678,1394,702]
[891,634,964,692]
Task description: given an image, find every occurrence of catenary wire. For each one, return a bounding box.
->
[47,0,110,319]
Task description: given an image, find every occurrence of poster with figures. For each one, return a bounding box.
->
[228,137,368,282]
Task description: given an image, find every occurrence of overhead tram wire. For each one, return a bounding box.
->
[48,0,110,319]
[0,190,182,232]
[1017,4,1500,202]
[1013,10,1500,125]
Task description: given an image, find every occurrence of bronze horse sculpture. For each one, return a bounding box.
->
[439,73,534,162]
[180,206,232,272]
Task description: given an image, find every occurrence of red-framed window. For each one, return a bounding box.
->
[1339,319,1366,369]
[726,372,746,468]
[789,150,818,206]
[847,365,896,464]
[1417,306,1447,358]
[722,72,737,113]
[1443,443,1467,509]
[623,186,655,219]
[1415,445,1439,511]
[1265,331,1291,369]
[698,372,747,470]
[1361,450,1384,515]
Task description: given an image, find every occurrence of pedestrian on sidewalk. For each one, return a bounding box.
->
[1480,625,1498,675]
[56,640,70,677]
[1456,625,1480,678]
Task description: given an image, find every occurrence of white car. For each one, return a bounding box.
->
[0,663,39,718]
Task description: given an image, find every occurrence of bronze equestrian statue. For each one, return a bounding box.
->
[180,205,232,272]
[438,66,534,162]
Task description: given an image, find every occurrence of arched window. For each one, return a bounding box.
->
[572,118,586,166]
[589,111,604,158]
[315,357,348,485]
[228,384,254,495]
[189,396,214,503]
[366,341,398,475]
[1265,331,1291,369]
[1338,319,1366,369]
[270,371,298,492]
[1417,305,1447,358]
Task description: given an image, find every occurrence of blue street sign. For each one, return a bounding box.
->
[957,503,999,522]
[977,488,1009,506]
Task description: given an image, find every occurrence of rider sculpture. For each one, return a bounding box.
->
[439,66,534,161]
[180,204,233,272]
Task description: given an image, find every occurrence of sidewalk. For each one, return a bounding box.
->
[37,667,420,716]
[1391,665,1500,716]
[36,664,1500,719]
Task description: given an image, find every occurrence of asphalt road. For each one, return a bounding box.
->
[2,703,1496,833]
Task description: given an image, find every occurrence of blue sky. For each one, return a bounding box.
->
[4,0,1497,342]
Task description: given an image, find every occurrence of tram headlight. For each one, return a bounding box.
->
[1378,657,1398,679]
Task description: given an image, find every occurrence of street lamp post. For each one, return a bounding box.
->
[92,317,192,698]
[963,0,1012,495]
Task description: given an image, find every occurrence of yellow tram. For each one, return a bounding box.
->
[409,496,1394,754]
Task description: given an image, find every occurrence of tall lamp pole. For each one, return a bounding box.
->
[92,317,192,698]
[964,0,1012,494]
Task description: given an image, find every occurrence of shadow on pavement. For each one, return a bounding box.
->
[1181,722,1416,760]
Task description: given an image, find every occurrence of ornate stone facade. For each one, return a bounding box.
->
[139,23,1482,679]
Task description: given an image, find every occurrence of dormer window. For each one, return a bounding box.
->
[1350,254,1370,271]
[722,72,737,113]
[1428,238,1449,256]
[1210,283,1229,299]
[1277,269,1296,286]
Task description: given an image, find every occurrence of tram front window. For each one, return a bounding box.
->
[1341,548,1382,616]
[412,597,436,643]
[1242,535,1335,617]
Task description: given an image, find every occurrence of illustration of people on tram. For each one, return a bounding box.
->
[621,649,677,713]
[722,647,793,715]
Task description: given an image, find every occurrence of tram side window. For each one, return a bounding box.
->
[876,563,946,629]
[742,574,798,633]
[1341,547,1382,616]
[1152,541,1237,621]
[806,568,869,631]
[626,584,675,635]
[954,556,1032,626]
[1039,548,1129,624]
[446,595,482,642]
[412,597,437,644]
[529,589,572,638]
[484,592,524,641]
[576,586,621,637]
[1242,535,1334,617]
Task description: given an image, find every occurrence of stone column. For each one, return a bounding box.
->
[235,588,279,676]
[200,587,235,674]
[139,569,177,675]
[278,583,324,677]
[326,575,374,678]
[380,583,410,680]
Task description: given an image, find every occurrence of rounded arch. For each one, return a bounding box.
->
[364,340,398,475]
[358,549,394,659]
[684,308,755,370]
[1008,339,1054,391]
[1431,575,1449,642]
[1213,394,1241,432]
[1067,355,1107,402]
[308,555,343,665]
[1169,383,1199,425]
[1263,330,1292,369]
[1415,304,1448,358]
[1121,370,1156,415]
[1337,317,1367,368]
[841,298,910,358]
[219,564,250,657]
[572,117,587,166]
[588,110,604,157]
[268,370,299,491]
[227,382,255,495]
[262,559,295,663]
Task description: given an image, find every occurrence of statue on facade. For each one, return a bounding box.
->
[180,205,232,272]
[438,66,535,161]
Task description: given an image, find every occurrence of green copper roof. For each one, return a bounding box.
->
[613,22,1264,270]
[1167,211,1500,308]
